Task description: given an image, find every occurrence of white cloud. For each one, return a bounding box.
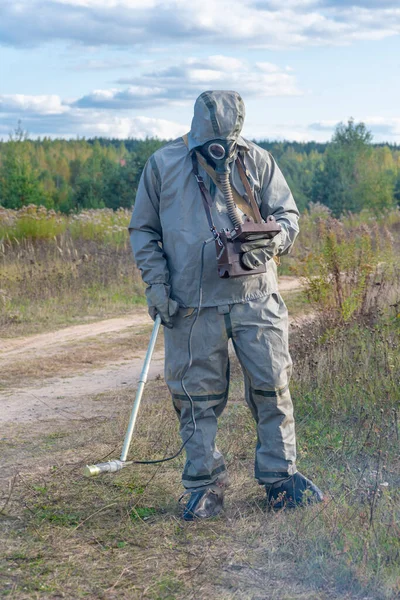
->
[53,0,157,7]
[1,106,400,142]
[256,62,281,73]
[0,93,186,140]
[246,122,326,142]
[186,56,245,71]
[68,58,136,71]
[73,86,167,109]
[113,56,302,105]
[78,114,187,139]
[0,94,69,115]
[308,117,400,140]
[1,93,399,143]
[308,119,341,131]
[0,57,301,122]
[0,0,399,49]
[0,109,187,140]
[363,117,400,135]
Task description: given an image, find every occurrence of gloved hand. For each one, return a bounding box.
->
[145,283,179,328]
[240,231,283,270]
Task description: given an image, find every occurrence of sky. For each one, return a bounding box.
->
[0,0,400,143]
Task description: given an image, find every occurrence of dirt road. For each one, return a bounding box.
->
[0,311,151,358]
[0,315,163,427]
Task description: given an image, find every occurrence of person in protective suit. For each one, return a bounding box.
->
[129,90,323,520]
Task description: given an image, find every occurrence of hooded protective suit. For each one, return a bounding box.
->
[129,90,300,489]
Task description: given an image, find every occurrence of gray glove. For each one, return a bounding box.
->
[145,283,179,328]
[240,231,283,270]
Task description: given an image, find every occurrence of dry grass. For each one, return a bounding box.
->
[1,315,399,600]
[279,204,400,277]
[0,206,147,337]
[0,235,145,338]
[0,206,130,244]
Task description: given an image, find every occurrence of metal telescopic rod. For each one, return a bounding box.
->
[84,315,162,477]
[120,314,161,461]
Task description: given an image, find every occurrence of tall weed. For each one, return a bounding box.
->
[0,205,131,247]
[295,214,396,321]
[69,208,130,247]
[0,209,142,336]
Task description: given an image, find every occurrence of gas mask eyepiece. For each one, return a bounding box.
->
[199,139,237,173]
[208,143,226,161]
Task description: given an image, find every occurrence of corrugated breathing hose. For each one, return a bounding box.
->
[218,172,242,229]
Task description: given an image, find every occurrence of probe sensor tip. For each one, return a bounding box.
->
[83,459,127,477]
[83,464,102,477]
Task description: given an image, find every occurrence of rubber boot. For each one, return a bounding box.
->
[265,471,324,510]
[182,488,224,521]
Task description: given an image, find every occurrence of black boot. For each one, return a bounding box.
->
[265,472,324,510]
[182,488,224,521]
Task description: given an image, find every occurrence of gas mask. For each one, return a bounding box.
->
[198,139,237,174]
[197,138,241,230]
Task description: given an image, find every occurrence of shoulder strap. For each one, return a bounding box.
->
[235,155,263,224]
[191,153,222,246]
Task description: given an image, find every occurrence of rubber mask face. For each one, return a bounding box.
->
[199,139,237,174]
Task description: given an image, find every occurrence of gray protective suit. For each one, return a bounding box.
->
[129,90,300,489]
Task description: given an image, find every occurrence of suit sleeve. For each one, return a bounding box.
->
[259,152,300,255]
[128,156,170,286]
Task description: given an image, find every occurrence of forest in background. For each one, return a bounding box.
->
[0,119,399,216]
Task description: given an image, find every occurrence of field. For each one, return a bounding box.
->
[0,206,144,337]
[1,206,399,599]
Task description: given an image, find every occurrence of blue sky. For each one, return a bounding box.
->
[1,0,399,142]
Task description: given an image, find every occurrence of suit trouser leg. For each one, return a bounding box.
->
[229,294,297,485]
[164,306,230,490]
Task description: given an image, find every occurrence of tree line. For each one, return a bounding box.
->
[0,119,399,216]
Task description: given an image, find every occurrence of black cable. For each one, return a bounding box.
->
[131,240,208,465]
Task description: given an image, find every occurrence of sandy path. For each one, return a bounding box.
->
[0,351,165,425]
[278,275,303,293]
[0,277,303,427]
[0,310,151,360]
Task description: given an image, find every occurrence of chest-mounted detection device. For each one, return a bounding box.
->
[192,142,281,278]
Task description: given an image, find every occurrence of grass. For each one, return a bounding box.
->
[0,206,143,337]
[0,205,130,244]
[1,311,399,599]
[0,284,146,338]
[0,232,145,337]
[281,288,313,320]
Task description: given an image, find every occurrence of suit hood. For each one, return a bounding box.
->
[187,90,247,151]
